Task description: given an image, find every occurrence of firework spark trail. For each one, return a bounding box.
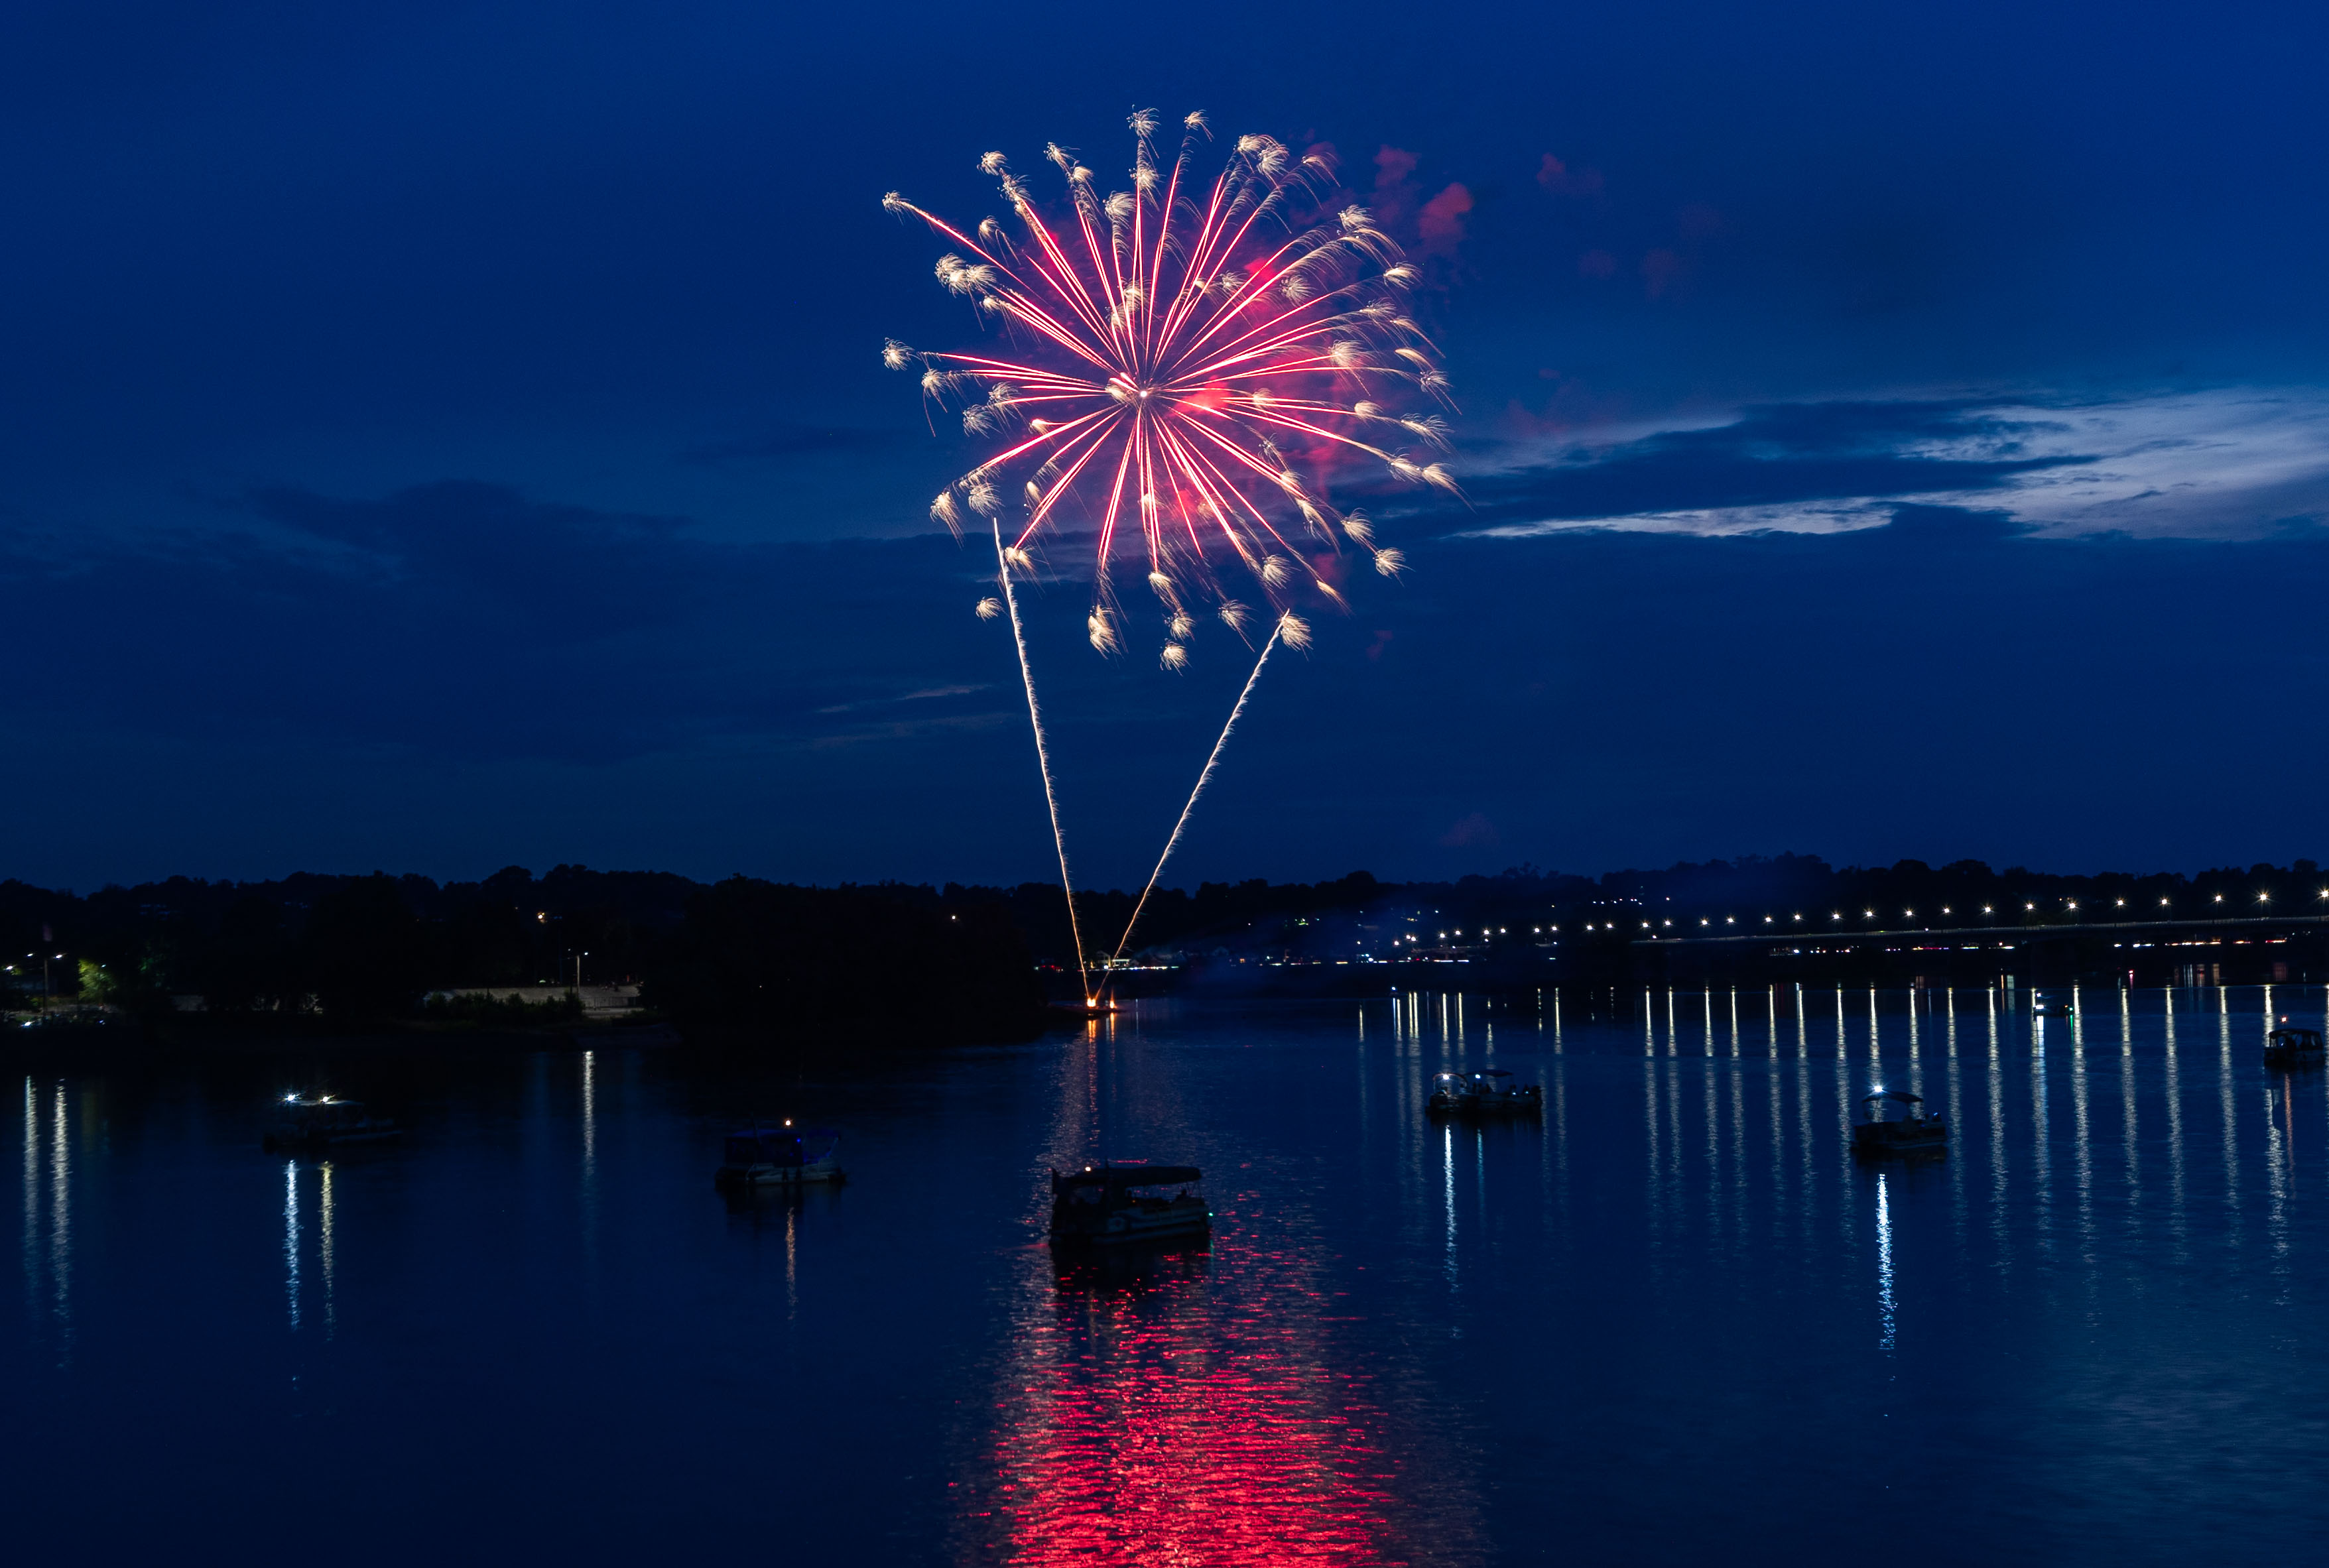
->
[1106,611,1305,973]
[885,111,1448,654]
[990,519,1092,995]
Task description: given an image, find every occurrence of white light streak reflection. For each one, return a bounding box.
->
[319,1161,337,1337]
[283,1158,301,1331]
[1875,1172,1896,1357]
[50,1084,69,1328]
[2165,991,2188,1255]
[1441,1124,1459,1298]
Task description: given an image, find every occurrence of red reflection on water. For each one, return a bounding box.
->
[964,1244,1409,1565]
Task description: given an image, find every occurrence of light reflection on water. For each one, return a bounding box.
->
[5,986,2329,1563]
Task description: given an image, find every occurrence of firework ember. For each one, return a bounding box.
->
[884,109,1453,664]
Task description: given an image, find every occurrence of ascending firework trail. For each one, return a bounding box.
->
[1105,608,1308,973]
[885,111,1455,983]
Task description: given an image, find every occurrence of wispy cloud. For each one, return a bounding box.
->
[1460,389,2329,540]
[814,683,991,715]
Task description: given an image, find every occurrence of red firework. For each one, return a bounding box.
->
[885,109,1457,668]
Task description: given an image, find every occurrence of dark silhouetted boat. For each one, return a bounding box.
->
[714,1122,844,1189]
[2265,1022,2326,1069]
[1048,1161,1210,1246]
[1427,1069,1544,1118]
[1851,1090,1948,1156]
[263,1093,400,1151]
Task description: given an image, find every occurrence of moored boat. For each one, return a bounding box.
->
[2265,1022,2326,1069]
[714,1122,844,1189]
[1851,1090,1948,1156]
[1048,1162,1210,1246]
[263,1093,401,1151]
[1427,1069,1544,1118]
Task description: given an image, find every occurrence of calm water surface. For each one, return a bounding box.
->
[8,985,2329,1565]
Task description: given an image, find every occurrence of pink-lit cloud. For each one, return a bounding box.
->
[1535,153,1604,198]
[1418,182,1474,253]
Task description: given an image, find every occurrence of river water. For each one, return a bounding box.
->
[7,984,2328,1565]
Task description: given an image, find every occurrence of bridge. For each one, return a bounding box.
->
[1627,911,2329,983]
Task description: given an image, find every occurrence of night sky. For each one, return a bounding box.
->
[7,1,2328,891]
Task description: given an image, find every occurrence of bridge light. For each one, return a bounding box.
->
[2259,892,2270,903]
[2026,903,2035,911]
[1793,913,1802,921]
[1865,910,1875,918]
[1765,916,1773,923]
[1983,905,1993,914]
[2161,898,2171,906]
[2214,895,2224,903]
[2067,901,2077,911]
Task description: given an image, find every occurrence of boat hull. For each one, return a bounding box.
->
[1050,1198,1212,1248]
[1851,1122,1948,1156]
[1428,1091,1543,1118]
[715,1159,844,1189]
[1052,1214,1212,1247]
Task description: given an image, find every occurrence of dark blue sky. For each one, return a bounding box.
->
[6,1,2328,890]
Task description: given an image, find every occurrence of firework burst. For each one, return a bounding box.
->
[885,109,1456,666]
[885,113,1458,993]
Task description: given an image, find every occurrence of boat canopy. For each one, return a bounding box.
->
[1861,1091,1923,1105]
[1054,1164,1202,1190]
